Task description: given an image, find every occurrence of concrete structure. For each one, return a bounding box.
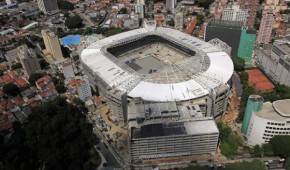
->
[62,61,75,79]
[205,20,243,56]
[41,29,63,60]
[221,4,248,25]
[241,95,264,135]
[134,4,145,19]
[18,45,41,76]
[133,14,140,28]
[257,37,290,86]
[37,0,58,13]
[257,10,274,44]
[243,95,290,146]
[136,0,144,4]
[175,12,183,31]
[129,119,219,160]
[81,23,233,161]
[77,76,92,101]
[237,27,256,61]
[166,0,176,12]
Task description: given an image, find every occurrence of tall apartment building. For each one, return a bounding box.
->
[18,45,41,76]
[256,10,274,44]
[257,37,290,86]
[134,4,145,19]
[222,4,248,25]
[239,0,259,28]
[166,0,176,12]
[242,95,290,146]
[41,29,63,60]
[237,27,256,61]
[77,76,92,101]
[37,0,58,13]
[174,12,183,31]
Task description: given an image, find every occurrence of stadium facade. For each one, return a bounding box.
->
[81,22,234,162]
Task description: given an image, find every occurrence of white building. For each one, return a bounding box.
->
[77,76,92,101]
[175,12,183,31]
[244,96,290,146]
[166,0,176,12]
[221,4,248,25]
[62,61,75,80]
[134,4,145,19]
[257,37,290,87]
[37,0,58,13]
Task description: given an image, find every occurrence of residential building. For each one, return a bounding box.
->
[77,76,92,101]
[37,0,58,13]
[257,37,290,86]
[221,4,248,25]
[246,0,259,28]
[62,61,75,80]
[237,27,256,61]
[35,74,54,92]
[242,95,290,146]
[257,10,274,44]
[133,14,140,28]
[41,29,63,60]
[18,45,41,76]
[134,4,145,18]
[263,0,287,14]
[166,0,176,12]
[175,12,183,31]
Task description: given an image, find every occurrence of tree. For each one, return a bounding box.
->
[3,83,20,96]
[55,84,67,93]
[232,56,245,71]
[224,159,266,170]
[11,63,22,70]
[57,0,74,10]
[28,73,44,86]
[166,19,175,27]
[262,143,274,156]
[0,97,101,170]
[217,122,231,141]
[119,7,127,14]
[270,135,290,158]
[251,145,263,157]
[65,15,83,29]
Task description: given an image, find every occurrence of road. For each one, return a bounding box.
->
[97,139,121,168]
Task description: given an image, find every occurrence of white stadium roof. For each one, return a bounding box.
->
[81,26,234,102]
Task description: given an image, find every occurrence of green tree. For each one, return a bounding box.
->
[0,97,101,169]
[224,159,266,170]
[11,63,22,70]
[270,135,290,157]
[65,15,83,29]
[232,56,245,71]
[284,157,290,170]
[217,122,231,141]
[166,19,175,27]
[251,145,263,157]
[55,84,67,93]
[262,143,274,156]
[119,7,127,14]
[57,0,74,10]
[3,83,20,96]
[28,73,44,86]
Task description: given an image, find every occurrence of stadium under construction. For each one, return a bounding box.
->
[81,22,234,162]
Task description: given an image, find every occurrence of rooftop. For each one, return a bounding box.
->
[131,119,218,139]
[255,99,290,121]
[81,26,233,102]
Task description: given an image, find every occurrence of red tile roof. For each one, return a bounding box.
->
[15,78,28,87]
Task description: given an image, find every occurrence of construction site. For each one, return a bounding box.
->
[81,23,234,164]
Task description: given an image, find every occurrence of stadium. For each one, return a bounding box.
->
[81,22,234,162]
